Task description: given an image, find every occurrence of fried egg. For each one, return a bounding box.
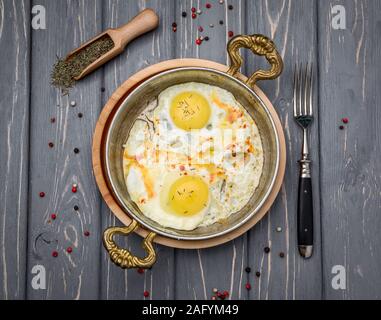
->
[123,82,263,231]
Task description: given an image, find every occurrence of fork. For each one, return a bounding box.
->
[293,63,314,259]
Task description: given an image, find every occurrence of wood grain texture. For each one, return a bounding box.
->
[0,0,30,300]
[100,0,176,300]
[318,0,381,299]
[245,0,322,299]
[26,0,103,299]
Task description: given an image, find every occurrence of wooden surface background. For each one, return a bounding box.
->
[0,0,380,300]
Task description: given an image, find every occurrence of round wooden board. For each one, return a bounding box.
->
[92,58,286,249]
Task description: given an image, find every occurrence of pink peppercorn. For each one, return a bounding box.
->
[228,31,234,37]
[245,283,251,290]
[196,38,202,45]
[342,118,349,124]
[206,3,212,9]
[137,268,144,274]
[72,186,77,193]
[66,247,73,254]
[52,251,58,258]
[143,291,150,297]
[51,213,57,220]
[198,26,204,32]
[84,231,90,237]
[39,192,45,198]
[191,7,196,13]
[192,13,197,19]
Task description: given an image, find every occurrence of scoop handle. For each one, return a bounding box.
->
[114,8,159,48]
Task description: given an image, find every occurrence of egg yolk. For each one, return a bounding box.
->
[167,176,209,216]
[170,91,211,131]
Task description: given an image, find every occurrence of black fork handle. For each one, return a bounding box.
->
[297,161,313,258]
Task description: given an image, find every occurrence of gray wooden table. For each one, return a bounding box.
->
[0,0,380,300]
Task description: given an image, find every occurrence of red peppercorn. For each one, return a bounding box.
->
[72,186,77,193]
[172,27,177,32]
[228,31,234,37]
[39,192,45,198]
[339,125,345,130]
[50,117,56,123]
[66,247,73,254]
[51,213,57,220]
[245,283,251,290]
[223,290,229,297]
[172,22,177,28]
[206,3,212,9]
[84,231,90,237]
[196,38,202,45]
[342,118,349,124]
[191,7,196,13]
[143,291,150,297]
[198,26,204,32]
[137,268,144,274]
[52,251,58,258]
[192,13,197,19]
[48,142,54,148]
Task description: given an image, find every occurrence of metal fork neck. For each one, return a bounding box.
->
[299,128,311,178]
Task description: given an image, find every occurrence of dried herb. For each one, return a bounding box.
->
[51,35,114,94]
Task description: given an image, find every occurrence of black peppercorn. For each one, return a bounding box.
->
[182,11,187,17]
[74,148,80,154]
[264,247,270,253]
[204,36,209,41]
[228,4,233,10]
[245,267,251,273]
[255,271,261,277]
[74,205,79,211]
[279,252,285,258]
[219,20,224,25]
[78,113,83,118]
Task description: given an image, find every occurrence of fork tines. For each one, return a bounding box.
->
[293,63,313,119]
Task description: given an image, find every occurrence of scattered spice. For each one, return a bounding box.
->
[339,125,345,130]
[245,283,251,290]
[84,231,90,237]
[204,36,210,41]
[51,213,57,220]
[72,185,78,193]
[228,31,234,37]
[276,227,282,232]
[137,268,145,274]
[342,118,349,124]
[48,142,54,148]
[51,35,115,93]
[211,296,217,300]
[70,101,76,107]
[206,3,212,9]
[217,292,226,300]
[74,205,79,211]
[101,87,106,92]
[228,4,234,10]
[172,27,177,32]
[264,247,270,253]
[223,290,229,297]
[219,0,224,4]
[196,9,202,15]
[52,251,58,258]
[279,252,285,258]
[196,38,202,45]
[182,11,187,18]
[74,148,80,154]
[209,24,214,28]
[191,7,196,13]
[78,112,83,118]
[66,247,73,254]
[172,22,177,28]
[219,20,224,25]
[50,117,56,123]
[198,26,204,32]
[143,291,150,298]
[212,288,218,293]
[255,271,261,277]
[245,267,251,273]
[39,192,45,198]
[192,13,197,19]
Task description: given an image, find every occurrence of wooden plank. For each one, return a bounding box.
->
[100,0,176,300]
[0,0,30,300]
[26,0,103,299]
[174,0,248,300]
[318,0,381,299]
[245,0,322,299]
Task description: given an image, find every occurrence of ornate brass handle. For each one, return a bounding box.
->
[227,34,283,88]
[103,219,157,269]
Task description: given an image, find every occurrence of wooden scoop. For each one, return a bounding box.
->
[66,8,159,81]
